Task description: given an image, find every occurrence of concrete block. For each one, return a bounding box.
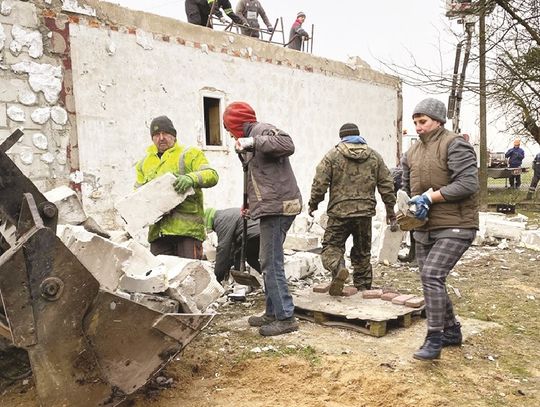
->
[44,185,87,225]
[121,240,163,277]
[0,0,38,28]
[165,257,224,313]
[119,266,169,294]
[405,296,425,308]
[391,294,416,305]
[485,217,525,241]
[362,289,383,299]
[521,230,540,251]
[115,173,194,238]
[59,225,131,291]
[381,292,400,301]
[284,253,311,280]
[292,213,311,234]
[283,233,319,251]
[129,293,180,313]
[375,225,404,264]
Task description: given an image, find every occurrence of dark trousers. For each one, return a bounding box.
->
[150,235,203,259]
[321,216,372,289]
[233,236,261,273]
[509,174,521,188]
[185,0,210,26]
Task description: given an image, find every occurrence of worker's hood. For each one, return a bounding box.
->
[223,102,257,138]
[336,142,371,162]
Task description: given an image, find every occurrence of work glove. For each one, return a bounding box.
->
[408,192,432,221]
[235,137,254,153]
[387,214,399,232]
[267,26,274,33]
[173,175,194,193]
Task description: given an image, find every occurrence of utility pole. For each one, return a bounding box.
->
[479,0,488,210]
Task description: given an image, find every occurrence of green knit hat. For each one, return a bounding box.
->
[204,208,216,231]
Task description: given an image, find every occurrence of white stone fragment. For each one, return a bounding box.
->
[375,225,404,264]
[18,88,36,105]
[10,25,43,58]
[521,230,540,252]
[59,225,130,291]
[284,233,319,251]
[31,107,50,124]
[44,185,88,225]
[0,0,14,16]
[51,105,68,124]
[56,150,67,165]
[0,23,5,50]
[61,0,96,17]
[115,173,194,238]
[40,152,54,164]
[12,61,63,104]
[69,170,83,183]
[32,132,48,150]
[284,251,324,280]
[19,148,34,165]
[292,213,311,234]
[135,29,153,50]
[485,216,525,241]
[121,240,163,277]
[7,105,25,121]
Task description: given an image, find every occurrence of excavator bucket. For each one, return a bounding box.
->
[0,130,213,406]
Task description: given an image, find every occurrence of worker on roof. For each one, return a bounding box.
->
[287,11,310,51]
[235,0,273,38]
[185,0,244,28]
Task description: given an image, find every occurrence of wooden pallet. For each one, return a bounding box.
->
[293,288,425,337]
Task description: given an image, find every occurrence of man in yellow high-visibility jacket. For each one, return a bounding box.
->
[135,115,219,259]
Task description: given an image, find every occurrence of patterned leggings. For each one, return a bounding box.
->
[416,238,472,331]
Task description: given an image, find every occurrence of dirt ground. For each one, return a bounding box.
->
[1,242,539,407]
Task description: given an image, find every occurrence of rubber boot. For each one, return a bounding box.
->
[442,322,462,347]
[413,331,443,360]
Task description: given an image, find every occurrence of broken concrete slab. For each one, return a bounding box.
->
[119,265,169,294]
[121,240,163,277]
[521,230,540,252]
[59,225,130,291]
[485,217,525,241]
[115,173,194,238]
[164,257,224,313]
[284,233,319,252]
[284,252,324,281]
[44,185,87,225]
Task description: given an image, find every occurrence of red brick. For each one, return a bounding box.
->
[381,292,400,301]
[382,287,400,294]
[391,294,415,305]
[313,284,329,293]
[362,289,383,299]
[341,286,358,297]
[405,296,425,308]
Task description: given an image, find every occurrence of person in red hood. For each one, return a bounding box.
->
[287,11,309,51]
[223,102,302,337]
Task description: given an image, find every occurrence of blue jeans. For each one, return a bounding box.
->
[259,215,295,320]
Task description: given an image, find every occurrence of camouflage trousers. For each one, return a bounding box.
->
[321,216,372,289]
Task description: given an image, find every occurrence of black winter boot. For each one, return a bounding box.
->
[248,314,276,327]
[442,322,462,347]
[413,331,443,360]
[258,317,299,336]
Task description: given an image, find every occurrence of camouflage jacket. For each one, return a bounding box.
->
[309,142,396,218]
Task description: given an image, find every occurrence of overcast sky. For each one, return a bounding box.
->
[107,0,539,155]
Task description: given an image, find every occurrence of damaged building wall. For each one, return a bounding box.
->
[0,0,73,193]
[1,1,401,229]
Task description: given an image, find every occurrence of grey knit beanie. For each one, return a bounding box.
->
[150,116,177,137]
[339,123,360,137]
[412,98,447,124]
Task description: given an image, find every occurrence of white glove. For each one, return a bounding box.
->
[235,137,254,152]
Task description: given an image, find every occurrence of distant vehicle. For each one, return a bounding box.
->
[488,151,506,168]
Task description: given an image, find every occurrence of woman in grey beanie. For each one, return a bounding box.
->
[400,98,479,360]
